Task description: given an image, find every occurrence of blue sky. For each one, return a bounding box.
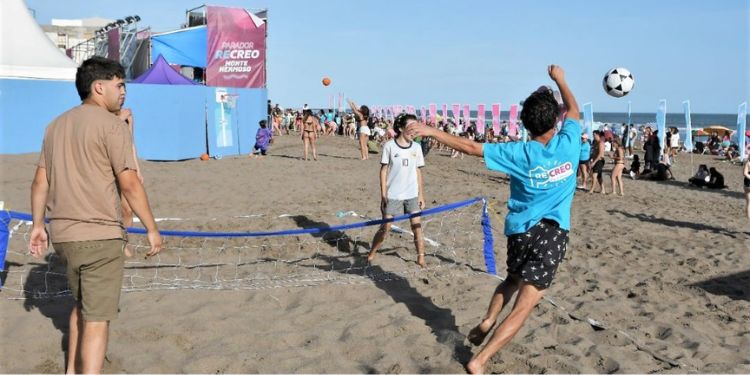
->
[26,0,749,113]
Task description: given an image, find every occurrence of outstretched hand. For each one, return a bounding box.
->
[406,121,432,138]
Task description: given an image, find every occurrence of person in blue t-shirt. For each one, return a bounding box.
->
[578,133,591,189]
[407,65,580,374]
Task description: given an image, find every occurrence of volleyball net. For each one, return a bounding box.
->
[0,197,496,299]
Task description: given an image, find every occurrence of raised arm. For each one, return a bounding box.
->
[406,122,483,157]
[348,99,362,119]
[548,65,579,120]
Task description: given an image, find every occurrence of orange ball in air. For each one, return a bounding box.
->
[200,153,210,161]
[322,77,331,86]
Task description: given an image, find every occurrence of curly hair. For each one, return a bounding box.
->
[519,90,560,137]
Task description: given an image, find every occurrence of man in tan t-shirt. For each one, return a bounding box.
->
[29,56,163,374]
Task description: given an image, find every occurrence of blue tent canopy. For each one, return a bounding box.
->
[132,54,197,85]
[150,26,207,68]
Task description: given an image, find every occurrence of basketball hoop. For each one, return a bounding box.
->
[220,93,240,109]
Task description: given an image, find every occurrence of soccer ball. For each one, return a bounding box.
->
[603,67,634,98]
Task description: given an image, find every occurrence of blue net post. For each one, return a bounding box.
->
[481,199,496,275]
[0,211,11,287]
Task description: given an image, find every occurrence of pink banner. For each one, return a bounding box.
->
[420,106,427,122]
[207,6,266,88]
[491,103,501,134]
[395,105,403,115]
[463,104,471,131]
[508,104,519,137]
[107,29,120,62]
[429,103,437,123]
[477,104,486,134]
[451,104,460,128]
[442,104,448,121]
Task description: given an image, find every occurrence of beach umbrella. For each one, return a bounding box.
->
[702,125,732,135]
[692,129,709,136]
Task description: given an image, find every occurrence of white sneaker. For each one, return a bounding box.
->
[629,171,635,179]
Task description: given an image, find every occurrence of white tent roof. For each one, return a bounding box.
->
[0,0,78,80]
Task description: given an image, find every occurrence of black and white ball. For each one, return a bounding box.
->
[603,67,634,98]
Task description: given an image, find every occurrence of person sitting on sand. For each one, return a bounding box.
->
[688,164,710,187]
[706,167,727,189]
[252,120,273,158]
[639,160,673,181]
[367,113,426,268]
[625,154,640,179]
[407,65,580,374]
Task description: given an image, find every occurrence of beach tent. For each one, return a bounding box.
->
[150,26,207,68]
[132,54,197,85]
[0,0,78,80]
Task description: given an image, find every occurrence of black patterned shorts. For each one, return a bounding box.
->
[506,219,568,289]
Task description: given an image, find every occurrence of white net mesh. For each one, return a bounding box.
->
[1,200,490,299]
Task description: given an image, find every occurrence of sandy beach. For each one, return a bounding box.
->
[1,134,749,373]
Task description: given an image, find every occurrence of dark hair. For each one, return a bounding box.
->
[393,113,417,136]
[259,119,267,128]
[75,56,125,101]
[519,89,560,136]
[359,105,370,120]
[632,154,639,162]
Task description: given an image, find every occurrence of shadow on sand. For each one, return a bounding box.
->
[290,215,474,370]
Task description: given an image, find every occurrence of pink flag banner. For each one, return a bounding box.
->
[442,104,448,121]
[452,104,460,128]
[107,29,120,61]
[463,104,471,131]
[429,103,437,123]
[492,103,501,134]
[477,104,486,134]
[395,105,403,114]
[207,6,267,88]
[420,106,427,122]
[508,104,519,137]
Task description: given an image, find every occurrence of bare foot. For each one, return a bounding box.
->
[465,357,485,374]
[124,243,134,258]
[367,250,377,263]
[467,318,495,346]
[417,253,426,268]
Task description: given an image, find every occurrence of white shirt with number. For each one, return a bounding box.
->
[381,139,425,200]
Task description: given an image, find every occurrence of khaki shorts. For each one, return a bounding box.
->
[385,197,421,217]
[53,239,125,321]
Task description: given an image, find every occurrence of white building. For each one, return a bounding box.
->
[42,17,112,51]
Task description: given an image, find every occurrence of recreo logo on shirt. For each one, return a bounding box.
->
[528,161,574,187]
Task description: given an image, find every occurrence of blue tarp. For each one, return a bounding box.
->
[126,83,208,160]
[0,79,80,154]
[150,26,207,68]
[132,54,197,85]
[0,78,266,160]
[206,87,267,157]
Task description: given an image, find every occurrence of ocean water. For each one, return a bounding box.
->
[457,111,747,131]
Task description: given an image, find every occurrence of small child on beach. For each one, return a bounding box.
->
[252,120,273,158]
[367,113,426,268]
